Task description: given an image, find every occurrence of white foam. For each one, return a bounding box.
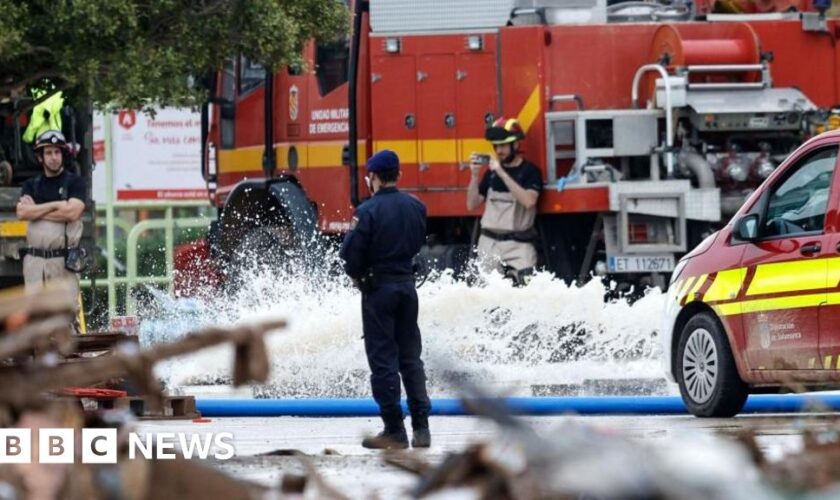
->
[146,251,670,397]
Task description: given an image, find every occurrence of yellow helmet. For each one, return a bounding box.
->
[485,118,525,145]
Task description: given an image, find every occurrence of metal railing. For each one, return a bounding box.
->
[81,203,210,317]
[124,212,209,315]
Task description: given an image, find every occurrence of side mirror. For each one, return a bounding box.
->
[736,214,760,242]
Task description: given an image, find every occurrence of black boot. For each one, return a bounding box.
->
[362,419,408,450]
[411,415,431,448]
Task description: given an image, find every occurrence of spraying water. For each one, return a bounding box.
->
[144,248,672,398]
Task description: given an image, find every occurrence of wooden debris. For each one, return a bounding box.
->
[0,318,286,412]
[0,284,290,499]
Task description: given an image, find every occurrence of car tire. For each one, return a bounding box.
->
[676,312,748,417]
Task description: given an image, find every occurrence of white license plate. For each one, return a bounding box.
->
[608,254,675,273]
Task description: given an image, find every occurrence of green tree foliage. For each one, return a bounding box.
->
[0,0,349,109]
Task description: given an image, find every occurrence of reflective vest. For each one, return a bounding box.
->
[23,90,64,143]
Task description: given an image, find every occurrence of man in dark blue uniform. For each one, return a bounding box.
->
[340,150,431,449]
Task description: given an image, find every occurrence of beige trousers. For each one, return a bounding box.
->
[23,219,81,302]
[476,235,537,273]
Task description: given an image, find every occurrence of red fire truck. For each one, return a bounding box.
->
[183,0,840,292]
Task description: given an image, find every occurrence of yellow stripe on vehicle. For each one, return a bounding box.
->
[460,139,494,162]
[674,278,692,301]
[738,292,826,315]
[219,137,496,174]
[826,355,833,370]
[307,142,346,168]
[681,276,698,296]
[375,139,493,165]
[374,140,418,164]
[827,258,840,288]
[219,137,487,174]
[671,277,688,300]
[714,302,741,317]
[218,83,539,175]
[713,290,832,317]
[836,355,840,370]
[686,274,708,301]
[0,221,27,237]
[809,358,817,369]
[824,291,840,307]
[747,259,827,296]
[421,139,458,164]
[516,85,542,133]
[218,141,368,174]
[276,144,312,170]
[704,269,744,302]
[218,146,263,174]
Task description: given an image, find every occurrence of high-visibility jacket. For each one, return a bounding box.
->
[23,90,64,143]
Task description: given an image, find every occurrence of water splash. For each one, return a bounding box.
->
[144,249,670,398]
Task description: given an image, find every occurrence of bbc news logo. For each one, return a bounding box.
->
[0,429,235,463]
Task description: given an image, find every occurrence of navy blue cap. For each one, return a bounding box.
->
[366,150,400,173]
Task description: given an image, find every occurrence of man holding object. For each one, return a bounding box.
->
[467,118,542,284]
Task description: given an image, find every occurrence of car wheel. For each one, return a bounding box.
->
[676,312,748,417]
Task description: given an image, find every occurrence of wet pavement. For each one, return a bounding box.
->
[137,412,838,497]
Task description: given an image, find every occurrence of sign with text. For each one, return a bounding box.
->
[93,108,209,202]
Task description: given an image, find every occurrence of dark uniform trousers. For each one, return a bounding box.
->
[339,185,431,427]
[362,280,430,422]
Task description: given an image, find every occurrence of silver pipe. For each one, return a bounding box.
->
[687,82,766,90]
[631,64,674,178]
[685,64,764,72]
[650,152,660,181]
[678,151,716,189]
[513,7,540,15]
[549,94,585,110]
[510,7,547,24]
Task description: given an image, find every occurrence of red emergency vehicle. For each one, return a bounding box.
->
[664,129,840,417]
[186,0,840,292]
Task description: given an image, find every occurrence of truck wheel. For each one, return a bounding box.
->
[676,312,748,417]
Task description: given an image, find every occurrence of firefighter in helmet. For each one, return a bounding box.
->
[340,150,432,450]
[467,118,543,284]
[16,130,86,309]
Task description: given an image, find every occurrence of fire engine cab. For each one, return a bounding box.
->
[665,129,840,417]
[193,0,840,291]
